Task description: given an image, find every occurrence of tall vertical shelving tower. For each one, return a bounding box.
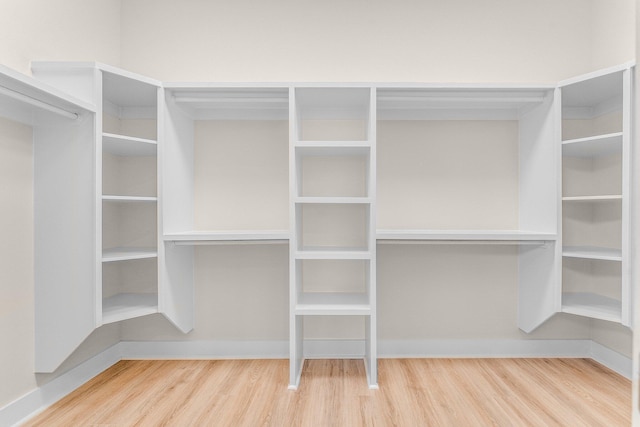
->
[289,87,377,389]
[559,63,633,326]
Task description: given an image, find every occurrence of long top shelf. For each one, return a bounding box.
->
[164,230,290,244]
[376,230,557,242]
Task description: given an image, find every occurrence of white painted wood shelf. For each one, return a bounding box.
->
[295,141,371,157]
[562,246,622,261]
[294,196,372,204]
[561,292,622,323]
[102,195,158,202]
[562,195,622,202]
[102,133,157,157]
[102,247,158,262]
[164,230,290,244]
[102,293,158,325]
[562,132,622,157]
[376,229,556,243]
[295,293,371,315]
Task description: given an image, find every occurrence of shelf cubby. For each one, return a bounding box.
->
[101,257,159,324]
[102,293,158,325]
[561,256,622,323]
[294,88,371,142]
[296,203,370,252]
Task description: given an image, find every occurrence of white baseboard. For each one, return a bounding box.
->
[589,340,632,378]
[0,343,121,427]
[378,339,593,358]
[1,338,630,426]
[121,340,289,359]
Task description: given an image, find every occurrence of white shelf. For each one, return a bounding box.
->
[562,246,622,261]
[103,133,157,156]
[295,141,371,157]
[102,293,158,325]
[295,247,372,260]
[561,292,622,323]
[168,87,289,120]
[164,230,289,244]
[377,87,550,120]
[102,247,158,262]
[102,195,158,202]
[294,197,371,204]
[295,292,371,315]
[562,195,622,202]
[376,229,556,242]
[0,63,94,127]
[562,132,622,157]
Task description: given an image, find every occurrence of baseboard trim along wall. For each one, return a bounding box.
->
[2,339,630,426]
[1,343,122,427]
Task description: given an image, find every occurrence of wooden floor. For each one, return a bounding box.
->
[24,358,630,426]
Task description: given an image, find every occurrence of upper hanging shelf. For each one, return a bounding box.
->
[167,85,289,120]
[0,64,93,126]
[377,86,553,120]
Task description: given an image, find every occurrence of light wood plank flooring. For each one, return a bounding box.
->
[23,358,630,426]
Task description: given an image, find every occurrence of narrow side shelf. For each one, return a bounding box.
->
[562,195,622,202]
[376,229,557,243]
[295,141,371,157]
[103,132,157,156]
[561,132,622,157]
[562,246,622,261]
[102,247,158,262]
[102,293,158,325]
[295,292,371,315]
[164,230,290,245]
[561,292,622,323]
[294,197,372,204]
[102,195,158,202]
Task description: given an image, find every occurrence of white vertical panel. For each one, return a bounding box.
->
[366,87,377,388]
[160,89,194,332]
[517,89,559,332]
[34,113,96,372]
[621,68,632,327]
[289,87,303,389]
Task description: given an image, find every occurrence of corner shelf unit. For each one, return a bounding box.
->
[559,63,632,327]
[30,62,167,372]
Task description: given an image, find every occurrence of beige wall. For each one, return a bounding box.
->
[120,0,604,83]
[0,0,121,75]
[0,0,122,409]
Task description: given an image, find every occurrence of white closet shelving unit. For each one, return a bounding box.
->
[26,61,634,382]
[0,64,95,374]
[290,86,377,389]
[376,86,560,333]
[558,63,633,326]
